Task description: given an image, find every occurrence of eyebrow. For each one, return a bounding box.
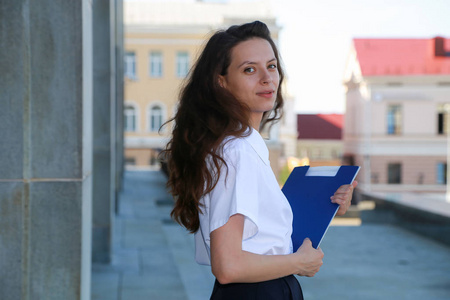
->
[237,57,277,69]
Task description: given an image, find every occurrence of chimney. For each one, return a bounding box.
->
[435,37,446,57]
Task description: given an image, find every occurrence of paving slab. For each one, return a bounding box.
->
[92,170,450,300]
[300,224,450,300]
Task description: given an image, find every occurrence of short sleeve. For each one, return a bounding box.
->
[207,144,259,241]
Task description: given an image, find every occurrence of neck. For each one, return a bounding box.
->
[249,113,263,132]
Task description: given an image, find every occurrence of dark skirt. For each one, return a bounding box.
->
[210,275,304,300]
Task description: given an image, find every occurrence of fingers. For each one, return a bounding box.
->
[334,183,354,195]
[331,184,354,204]
[331,183,356,216]
[300,238,312,247]
[295,239,324,277]
[299,252,324,277]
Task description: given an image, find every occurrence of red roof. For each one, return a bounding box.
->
[353,37,450,76]
[297,114,343,140]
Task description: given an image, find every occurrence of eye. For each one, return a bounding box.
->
[268,64,277,70]
[244,67,255,73]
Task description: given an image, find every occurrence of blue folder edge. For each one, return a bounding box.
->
[282,165,360,250]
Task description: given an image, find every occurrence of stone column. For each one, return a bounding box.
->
[92,0,115,264]
[115,0,125,209]
[0,1,93,299]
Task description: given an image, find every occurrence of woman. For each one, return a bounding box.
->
[162,21,356,299]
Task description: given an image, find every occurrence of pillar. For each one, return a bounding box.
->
[114,0,125,208]
[92,0,115,264]
[0,0,93,299]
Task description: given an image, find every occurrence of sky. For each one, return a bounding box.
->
[128,0,450,113]
[267,0,450,113]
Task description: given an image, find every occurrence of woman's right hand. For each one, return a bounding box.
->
[293,238,324,277]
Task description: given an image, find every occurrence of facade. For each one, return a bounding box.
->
[343,37,450,193]
[123,0,295,178]
[297,114,344,166]
[279,87,298,159]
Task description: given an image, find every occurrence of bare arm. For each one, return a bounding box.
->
[210,214,324,284]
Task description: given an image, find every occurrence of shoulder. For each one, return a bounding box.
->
[222,129,269,167]
[222,134,255,160]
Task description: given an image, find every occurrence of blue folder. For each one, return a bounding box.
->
[282,165,360,250]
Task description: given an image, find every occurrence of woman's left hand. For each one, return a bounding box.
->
[331,181,358,216]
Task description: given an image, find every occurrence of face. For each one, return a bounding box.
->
[219,38,280,129]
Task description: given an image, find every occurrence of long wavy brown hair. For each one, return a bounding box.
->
[161,21,285,233]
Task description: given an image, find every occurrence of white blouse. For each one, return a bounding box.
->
[195,128,294,265]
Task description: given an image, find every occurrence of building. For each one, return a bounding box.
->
[279,88,298,159]
[297,114,344,166]
[123,0,295,177]
[343,37,450,193]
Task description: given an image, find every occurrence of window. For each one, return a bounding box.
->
[387,104,402,135]
[124,105,136,132]
[437,162,447,184]
[149,152,160,166]
[149,51,163,78]
[125,157,136,166]
[371,173,379,184]
[437,104,449,135]
[176,51,189,78]
[124,51,136,79]
[150,105,163,132]
[388,163,401,184]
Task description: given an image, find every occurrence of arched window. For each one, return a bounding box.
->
[124,104,136,132]
[150,105,163,132]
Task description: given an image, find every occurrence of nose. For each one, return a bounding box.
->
[260,69,272,85]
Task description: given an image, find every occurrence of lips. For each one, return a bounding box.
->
[256,90,275,98]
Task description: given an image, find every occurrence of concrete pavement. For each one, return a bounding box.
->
[92,170,450,300]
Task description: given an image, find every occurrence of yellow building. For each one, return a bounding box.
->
[123,0,285,173]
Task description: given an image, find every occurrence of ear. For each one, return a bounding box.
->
[218,75,226,89]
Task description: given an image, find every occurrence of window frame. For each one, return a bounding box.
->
[148,102,166,133]
[124,51,137,80]
[387,104,402,135]
[437,104,450,135]
[437,162,447,184]
[149,51,163,78]
[124,102,138,132]
[176,51,189,78]
[387,163,402,184]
